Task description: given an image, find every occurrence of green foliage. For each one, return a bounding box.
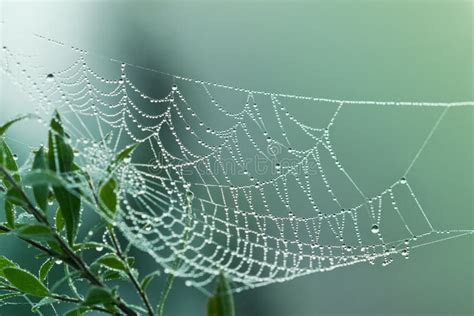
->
[38,259,54,282]
[99,177,117,217]
[83,286,114,306]
[207,272,235,316]
[0,256,17,277]
[0,112,236,316]
[15,224,54,241]
[47,111,81,244]
[0,115,31,136]
[96,253,127,272]
[31,148,50,212]
[1,266,50,297]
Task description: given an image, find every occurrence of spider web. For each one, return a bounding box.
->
[1,33,473,293]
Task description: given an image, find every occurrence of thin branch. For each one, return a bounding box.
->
[108,228,154,316]
[86,172,154,316]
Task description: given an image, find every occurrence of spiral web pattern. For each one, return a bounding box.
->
[1,34,473,292]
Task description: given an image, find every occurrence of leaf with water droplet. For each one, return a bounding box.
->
[111,143,139,169]
[2,266,50,297]
[96,253,126,272]
[0,114,32,136]
[4,200,15,228]
[47,111,81,245]
[39,259,54,282]
[0,255,17,278]
[0,138,23,210]
[99,177,117,218]
[55,207,64,231]
[15,224,55,241]
[83,286,114,306]
[140,271,159,291]
[31,147,49,212]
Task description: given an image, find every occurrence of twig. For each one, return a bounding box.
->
[108,229,155,316]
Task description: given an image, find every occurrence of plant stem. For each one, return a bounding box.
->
[108,228,155,316]
[86,174,154,316]
[157,197,193,316]
[0,285,113,314]
[0,165,137,316]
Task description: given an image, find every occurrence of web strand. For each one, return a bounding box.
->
[0,34,473,292]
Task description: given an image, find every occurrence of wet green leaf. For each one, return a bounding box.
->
[112,143,139,167]
[55,207,64,231]
[0,139,23,213]
[140,272,159,291]
[15,224,55,241]
[0,115,31,136]
[39,259,54,282]
[4,200,15,228]
[64,307,88,316]
[0,139,20,183]
[99,177,117,217]
[31,148,50,212]
[48,111,81,244]
[2,266,50,297]
[207,272,235,316]
[96,254,126,272]
[83,286,114,306]
[0,255,16,278]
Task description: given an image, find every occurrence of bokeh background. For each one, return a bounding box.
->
[0,1,472,315]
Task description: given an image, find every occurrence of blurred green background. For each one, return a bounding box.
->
[0,1,472,315]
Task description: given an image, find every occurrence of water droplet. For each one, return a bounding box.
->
[12,154,18,161]
[400,177,407,185]
[87,230,94,237]
[95,246,104,252]
[401,249,409,257]
[171,84,178,91]
[371,224,380,234]
[46,73,55,82]
[124,156,132,163]
[185,280,192,287]
[48,200,54,206]
[186,191,194,201]
[55,259,63,265]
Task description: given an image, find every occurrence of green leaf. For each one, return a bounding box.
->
[2,266,50,297]
[0,256,16,278]
[96,254,126,272]
[83,286,114,306]
[5,187,25,208]
[65,307,88,316]
[39,259,55,282]
[23,169,64,187]
[112,143,139,167]
[0,139,23,211]
[4,200,15,228]
[15,224,55,241]
[31,148,50,212]
[103,270,122,281]
[48,111,81,244]
[0,115,31,136]
[55,207,65,231]
[207,272,235,316]
[140,272,159,291]
[98,177,117,217]
[0,138,20,183]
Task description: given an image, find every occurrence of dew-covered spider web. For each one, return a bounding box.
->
[1,32,473,293]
